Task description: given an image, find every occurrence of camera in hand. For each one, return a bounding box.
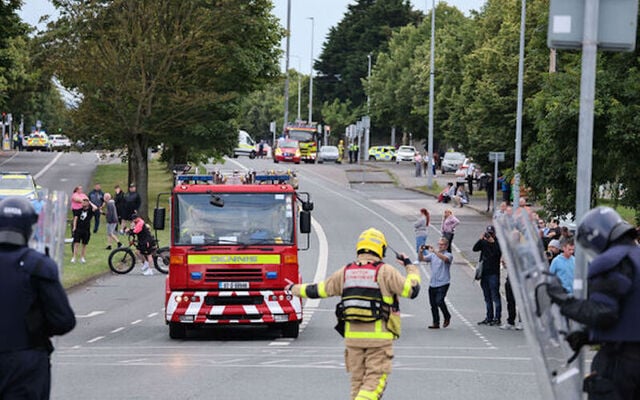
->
[484,232,491,239]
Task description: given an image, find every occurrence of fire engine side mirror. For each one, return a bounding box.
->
[153,208,165,230]
[299,210,311,233]
[302,201,314,212]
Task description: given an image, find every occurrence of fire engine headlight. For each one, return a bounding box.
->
[295,149,301,157]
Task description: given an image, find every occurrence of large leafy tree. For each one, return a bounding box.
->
[314,0,422,121]
[39,0,283,218]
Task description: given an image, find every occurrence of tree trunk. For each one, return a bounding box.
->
[128,134,150,221]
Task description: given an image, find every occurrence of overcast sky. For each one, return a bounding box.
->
[19,0,486,74]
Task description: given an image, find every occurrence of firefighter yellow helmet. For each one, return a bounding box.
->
[356,228,387,258]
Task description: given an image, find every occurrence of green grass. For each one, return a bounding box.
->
[62,158,173,288]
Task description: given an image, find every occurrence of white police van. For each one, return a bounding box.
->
[233,130,257,159]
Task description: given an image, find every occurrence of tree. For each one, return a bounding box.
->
[39,0,283,218]
[314,0,422,120]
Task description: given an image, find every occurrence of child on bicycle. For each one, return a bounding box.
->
[127,213,156,276]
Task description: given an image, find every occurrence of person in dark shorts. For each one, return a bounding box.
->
[71,198,98,264]
[128,215,156,276]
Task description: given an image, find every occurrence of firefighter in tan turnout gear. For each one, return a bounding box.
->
[286,228,421,399]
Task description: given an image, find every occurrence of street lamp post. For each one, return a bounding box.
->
[282,0,291,132]
[291,55,302,121]
[513,0,526,211]
[307,17,315,124]
[427,0,436,188]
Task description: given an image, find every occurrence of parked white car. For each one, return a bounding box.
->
[395,146,417,163]
[49,134,72,150]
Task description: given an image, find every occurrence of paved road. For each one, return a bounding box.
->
[1,151,547,399]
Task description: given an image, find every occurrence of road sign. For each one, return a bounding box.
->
[548,0,638,51]
[488,151,505,162]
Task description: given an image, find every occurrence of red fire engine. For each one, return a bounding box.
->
[153,170,313,339]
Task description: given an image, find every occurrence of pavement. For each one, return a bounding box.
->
[342,160,492,217]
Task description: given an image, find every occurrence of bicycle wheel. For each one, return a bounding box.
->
[153,246,170,274]
[108,248,136,274]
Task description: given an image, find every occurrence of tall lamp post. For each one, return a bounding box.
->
[426,0,436,188]
[307,17,315,124]
[513,0,526,211]
[290,55,302,121]
[282,0,291,132]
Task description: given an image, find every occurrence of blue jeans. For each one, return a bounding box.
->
[480,274,501,321]
[415,235,427,256]
[428,284,451,325]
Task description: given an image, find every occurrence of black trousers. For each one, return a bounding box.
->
[0,349,50,399]
[586,344,640,400]
[505,278,517,325]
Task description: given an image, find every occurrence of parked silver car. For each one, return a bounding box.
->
[441,151,466,173]
[317,145,340,163]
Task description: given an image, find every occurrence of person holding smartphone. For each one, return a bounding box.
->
[419,237,454,329]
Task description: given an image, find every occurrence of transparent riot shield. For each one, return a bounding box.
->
[494,211,581,400]
[30,189,69,278]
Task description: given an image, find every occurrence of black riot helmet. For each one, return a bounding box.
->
[576,206,635,254]
[0,196,38,246]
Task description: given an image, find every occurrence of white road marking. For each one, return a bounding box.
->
[147,312,158,318]
[87,336,104,343]
[34,152,63,179]
[76,311,105,318]
[131,319,142,325]
[110,327,125,334]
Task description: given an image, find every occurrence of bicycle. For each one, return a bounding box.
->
[107,233,170,274]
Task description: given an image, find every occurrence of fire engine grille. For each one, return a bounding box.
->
[204,268,262,282]
[205,295,263,306]
[206,314,263,321]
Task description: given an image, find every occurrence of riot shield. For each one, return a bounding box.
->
[30,189,69,277]
[494,211,582,400]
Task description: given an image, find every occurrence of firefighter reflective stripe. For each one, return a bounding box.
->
[341,262,384,322]
[355,373,388,400]
[317,281,328,297]
[344,320,395,340]
[402,273,421,297]
[299,281,327,299]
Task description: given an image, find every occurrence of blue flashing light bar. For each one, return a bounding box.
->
[177,175,214,183]
[255,174,290,182]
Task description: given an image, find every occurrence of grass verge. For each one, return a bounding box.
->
[62,158,173,288]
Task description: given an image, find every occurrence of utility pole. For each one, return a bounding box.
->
[282,0,291,133]
[307,17,314,124]
[513,0,526,211]
[426,0,436,188]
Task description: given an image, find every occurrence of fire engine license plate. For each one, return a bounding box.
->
[219,282,250,289]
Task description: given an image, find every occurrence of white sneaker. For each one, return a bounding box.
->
[143,268,154,276]
[515,323,523,331]
[80,258,86,264]
[499,323,516,330]
[70,258,76,263]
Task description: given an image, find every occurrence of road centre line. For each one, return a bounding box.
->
[87,336,104,343]
[34,152,63,180]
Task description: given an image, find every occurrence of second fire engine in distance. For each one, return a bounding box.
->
[284,124,318,163]
[154,170,313,339]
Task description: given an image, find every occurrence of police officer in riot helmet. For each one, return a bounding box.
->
[0,197,76,399]
[546,206,640,399]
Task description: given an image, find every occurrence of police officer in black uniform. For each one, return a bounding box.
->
[0,197,76,399]
[546,206,640,400]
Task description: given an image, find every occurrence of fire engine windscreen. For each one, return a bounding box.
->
[175,193,294,246]
[287,129,314,143]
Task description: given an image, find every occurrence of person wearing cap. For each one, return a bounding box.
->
[545,239,562,265]
[0,197,75,399]
[546,207,640,399]
[286,228,421,400]
[473,225,502,326]
[549,237,575,294]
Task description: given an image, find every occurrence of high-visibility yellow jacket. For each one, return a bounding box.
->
[291,253,420,348]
